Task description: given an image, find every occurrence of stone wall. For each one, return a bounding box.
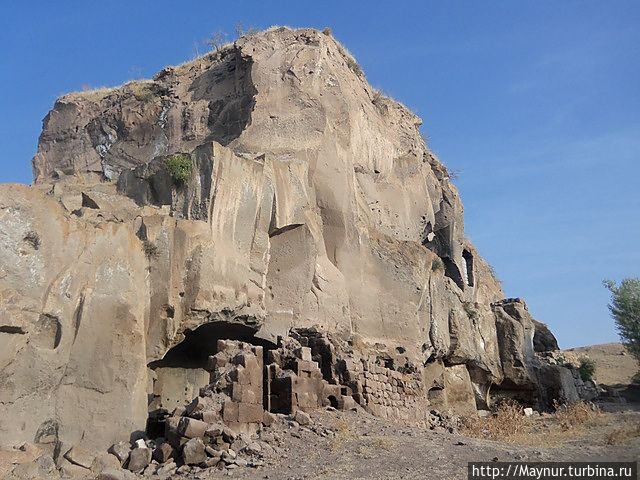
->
[360,361,426,420]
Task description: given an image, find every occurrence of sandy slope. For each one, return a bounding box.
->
[566,343,638,386]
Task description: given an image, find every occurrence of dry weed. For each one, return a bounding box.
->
[329,418,357,451]
[553,401,601,430]
[462,401,526,441]
[368,436,392,450]
[463,400,610,447]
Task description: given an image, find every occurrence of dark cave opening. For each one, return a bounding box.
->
[463,249,474,287]
[149,321,275,370]
[489,380,537,408]
[443,257,465,290]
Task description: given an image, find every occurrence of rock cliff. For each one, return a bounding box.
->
[1,27,576,467]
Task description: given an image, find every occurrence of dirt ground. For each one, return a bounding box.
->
[567,343,638,386]
[193,406,640,480]
[3,406,638,480]
[2,343,638,480]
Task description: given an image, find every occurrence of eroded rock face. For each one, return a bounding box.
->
[533,319,559,352]
[2,27,565,456]
[0,185,148,453]
[492,298,537,390]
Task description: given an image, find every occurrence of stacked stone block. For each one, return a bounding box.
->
[266,341,356,414]
[342,358,428,421]
[208,340,265,429]
[290,327,338,381]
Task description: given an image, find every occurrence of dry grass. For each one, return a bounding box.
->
[368,436,393,450]
[132,83,156,102]
[62,85,117,101]
[463,402,526,441]
[62,79,155,103]
[462,401,606,447]
[333,39,363,78]
[355,436,393,458]
[329,418,357,451]
[142,240,159,258]
[553,400,601,430]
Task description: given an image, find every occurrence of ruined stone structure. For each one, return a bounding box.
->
[0,27,585,471]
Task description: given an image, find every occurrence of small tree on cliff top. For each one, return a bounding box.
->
[604,277,640,362]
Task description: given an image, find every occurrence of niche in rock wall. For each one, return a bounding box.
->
[489,379,538,408]
[462,249,474,287]
[466,364,491,410]
[422,197,468,291]
[443,257,465,290]
[32,314,62,350]
[428,386,445,405]
[147,321,275,412]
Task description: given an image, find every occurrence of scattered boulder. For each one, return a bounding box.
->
[185,396,215,417]
[152,442,173,464]
[205,446,222,459]
[156,461,178,476]
[63,445,95,469]
[205,423,224,438]
[90,452,122,473]
[293,410,312,426]
[222,448,237,462]
[108,442,131,466]
[156,461,177,476]
[244,442,262,455]
[262,411,276,427]
[99,470,138,480]
[182,437,206,465]
[536,364,580,406]
[126,447,151,473]
[7,455,59,480]
[178,417,209,438]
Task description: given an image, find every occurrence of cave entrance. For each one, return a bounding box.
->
[147,321,276,418]
[149,322,274,369]
[489,380,537,408]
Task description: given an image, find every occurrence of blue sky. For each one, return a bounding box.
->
[1,1,638,348]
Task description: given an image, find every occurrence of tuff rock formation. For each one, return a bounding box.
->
[1,27,585,471]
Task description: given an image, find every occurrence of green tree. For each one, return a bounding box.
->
[604,278,640,361]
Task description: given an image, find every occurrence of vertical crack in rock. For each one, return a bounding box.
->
[71,293,85,345]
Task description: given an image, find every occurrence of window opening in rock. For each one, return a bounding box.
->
[462,249,474,287]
